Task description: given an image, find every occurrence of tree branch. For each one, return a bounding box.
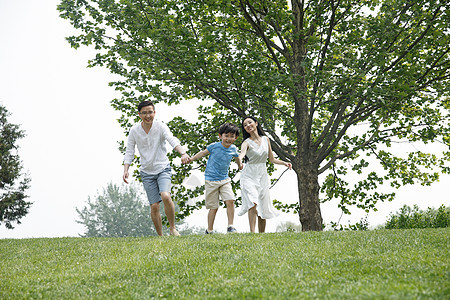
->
[317,102,380,164]
[382,5,442,73]
[312,95,351,151]
[416,47,450,86]
[318,116,382,174]
[239,0,289,72]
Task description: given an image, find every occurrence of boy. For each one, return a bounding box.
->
[189,123,242,234]
[123,100,190,236]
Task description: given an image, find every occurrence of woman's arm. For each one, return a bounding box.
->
[235,157,243,170]
[236,141,249,170]
[238,141,249,162]
[267,137,292,169]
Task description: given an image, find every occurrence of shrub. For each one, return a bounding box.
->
[385,204,450,229]
[329,215,369,231]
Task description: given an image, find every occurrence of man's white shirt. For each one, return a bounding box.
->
[123,121,183,175]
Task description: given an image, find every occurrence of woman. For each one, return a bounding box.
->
[238,116,292,232]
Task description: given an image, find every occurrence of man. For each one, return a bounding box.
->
[123,100,190,236]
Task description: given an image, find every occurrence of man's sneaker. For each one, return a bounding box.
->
[205,229,213,234]
[227,226,237,233]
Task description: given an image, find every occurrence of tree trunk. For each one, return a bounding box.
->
[295,164,323,231]
[290,0,323,232]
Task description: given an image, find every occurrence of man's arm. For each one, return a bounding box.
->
[123,164,130,184]
[123,129,136,184]
[160,123,190,164]
[174,145,190,164]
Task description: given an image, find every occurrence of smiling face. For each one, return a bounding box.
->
[242,117,258,134]
[219,132,238,148]
[138,105,155,125]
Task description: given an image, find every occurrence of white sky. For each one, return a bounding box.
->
[0,0,448,238]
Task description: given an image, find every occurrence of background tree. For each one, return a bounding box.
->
[0,105,31,229]
[59,0,450,231]
[77,182,203,237]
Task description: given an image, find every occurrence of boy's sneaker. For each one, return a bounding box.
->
[227,226,237,233]
[205,229,213,234]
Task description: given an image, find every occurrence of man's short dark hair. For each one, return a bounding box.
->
[138,100,155,112]
[218,123,239,136]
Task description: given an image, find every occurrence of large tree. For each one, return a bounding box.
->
[0,105,31,229]
[58,0,449,231]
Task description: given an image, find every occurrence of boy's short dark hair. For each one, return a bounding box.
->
[218,123,239,136]
[138,100,155,112]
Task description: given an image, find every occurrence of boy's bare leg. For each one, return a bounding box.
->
[248,205,257,233]
[258,216,266,233]
[161,192,180,236]
[207,208,218,232]
[150,202,163,236]
[225,200,235,226]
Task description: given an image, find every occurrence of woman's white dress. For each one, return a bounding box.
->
[238,136,279,219]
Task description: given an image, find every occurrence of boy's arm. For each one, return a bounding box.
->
[189,149,210,162]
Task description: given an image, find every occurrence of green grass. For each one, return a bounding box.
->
[1,228,448,299]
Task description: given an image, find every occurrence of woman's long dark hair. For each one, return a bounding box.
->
[241,116,265,163]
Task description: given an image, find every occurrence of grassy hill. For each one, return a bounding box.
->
[1,228,448,299]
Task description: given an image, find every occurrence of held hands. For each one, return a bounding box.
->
[238,158,244,170]
[182,154,197,164]
[181,153,191,164]
[123,153,191,184]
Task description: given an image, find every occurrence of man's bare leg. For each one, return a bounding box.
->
[161,192,180,236]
